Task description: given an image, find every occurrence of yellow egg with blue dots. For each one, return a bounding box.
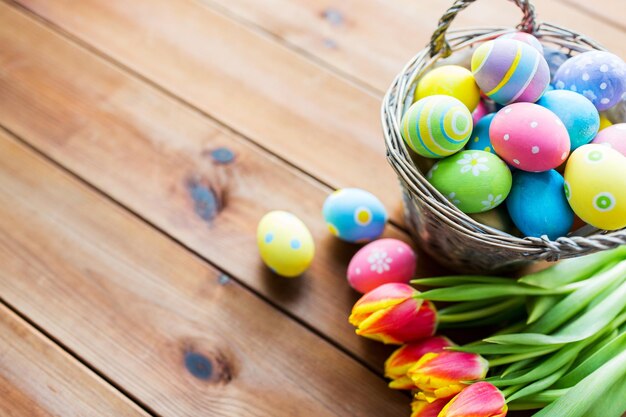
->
[401,95,473,158]
[257,211,315,277]
[415,65,481,112]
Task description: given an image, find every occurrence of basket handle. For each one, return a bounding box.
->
[429,0,537,57]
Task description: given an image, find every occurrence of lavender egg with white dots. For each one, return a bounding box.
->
[554,51,626,111]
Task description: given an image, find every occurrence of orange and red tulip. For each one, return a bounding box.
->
[408,351,489,400]
[410,397,449,417]
[349,283,437,344]
[438,382,507,417]
[385,336,455,390]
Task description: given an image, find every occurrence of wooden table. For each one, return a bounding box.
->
[0,0,622,415]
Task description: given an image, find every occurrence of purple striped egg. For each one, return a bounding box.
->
[471,39,550,105]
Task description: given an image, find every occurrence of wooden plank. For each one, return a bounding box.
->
[559,0,625,31]
[13,0,405,224]
[0,129,408,416]
[192,0,626,92]
[0,303,149,417]
[0,2,446,371]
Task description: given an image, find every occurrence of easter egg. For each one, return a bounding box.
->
[592,123,626,156]
[537,90,600,150]
[472,100,490,124]
[466,113,496,153]
[415,65,481,112]
[347,239,417,294]
[323,188,387,243]
[490,103,570,171]
[469,206,518,235]
[498,32,543,53]
[554,51,626,111]
[599,114,613,130]
[506,170,574,240]
[257,211,315,277]
[564,144,626,230]
[471,39,550,105]
[401,95,473,158]
[427,150,512,213]
[543,47,570,80]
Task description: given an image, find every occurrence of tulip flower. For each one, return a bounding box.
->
[411,397,449,417]
[349,283,438,344]
[385,336,455,389]
[408,351,489,400]
[438,382,507,417]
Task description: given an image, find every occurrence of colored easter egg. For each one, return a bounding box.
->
[498,32,543,53]
[554,51,626,111]
[490,103,570,171]
[469,206,518,235]
[415,65,481,112]
[506,170,574,239]
[427,150,512,214]
[257,211,315,277]
[466,113,496,153]
[401,95,473,158]
[347,239,417,294]
[537,90,600,150]
[471,39,550,105]
[564,144,626,230]
[592,123,626,156]
[599,114,613,130]
[472,100,490,125]
[323,188,387,243]
[543,47,570,80]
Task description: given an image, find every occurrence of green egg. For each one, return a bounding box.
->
[427,150,512,214]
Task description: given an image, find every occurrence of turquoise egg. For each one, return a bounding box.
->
[322,188,387,243]
[466,113,496,153]
[506,170,573,240]
[537,90,600,150]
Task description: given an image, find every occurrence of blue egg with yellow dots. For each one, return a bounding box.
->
[322,188,387,243]
[466,113,496,153]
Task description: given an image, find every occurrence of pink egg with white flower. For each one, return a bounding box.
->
[347,239,417,294]
[592,123,626,156]
[490,103,571,172]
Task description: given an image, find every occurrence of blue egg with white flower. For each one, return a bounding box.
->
[554,51,626,111]
[537,90,600,150]
[506,170,573,240]
[323,188,387,243]
[466,113,496,153]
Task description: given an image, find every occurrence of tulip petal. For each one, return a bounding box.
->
[438,382,507,417]
[386,336,455,389]
[349,283,419,327]
[409,351,489,399]
[356,299,437,344]
[411,397,449,417]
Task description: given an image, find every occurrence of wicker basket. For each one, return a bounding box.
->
[382,0,626,272]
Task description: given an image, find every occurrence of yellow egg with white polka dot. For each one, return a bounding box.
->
[257,211,315,277]
[564,144,626,230]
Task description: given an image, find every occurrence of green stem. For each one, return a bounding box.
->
[488,347,559,367]
[438,298,524,323]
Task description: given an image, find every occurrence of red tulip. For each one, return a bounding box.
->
[349,283,437,344]
[411,397,449,417]
[438,382,507,417]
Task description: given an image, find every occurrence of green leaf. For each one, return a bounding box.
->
[511,388,568,404]
[519,246,626,289]
[506,360,572,403]
[411,276,514,287]
[531,349,626,417]
[487,347,561,367]
[451,343,557,355]
[555,331,626,388]
[526,295,561,324]
[439,298,525,323]
[585,378,626,417]
[416,284,570,302]
[527,261,626,334]
[437,299,503,315]
[502,358,533,377]
[487,281,626,346]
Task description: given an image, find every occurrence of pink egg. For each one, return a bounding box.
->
[592,123,626,156]
[347,239,417,294]
[490,103,570,172]
[472,100,490,125]
[498,32,544,53]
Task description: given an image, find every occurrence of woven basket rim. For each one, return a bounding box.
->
[381,22,626,260]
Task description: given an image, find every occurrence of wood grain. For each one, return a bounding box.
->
[0,128,408,416]
[195,0,626,92]
[560,0,625,31]
[0,2,449,371]
[0,303,149,417]
[13,0,405,224]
